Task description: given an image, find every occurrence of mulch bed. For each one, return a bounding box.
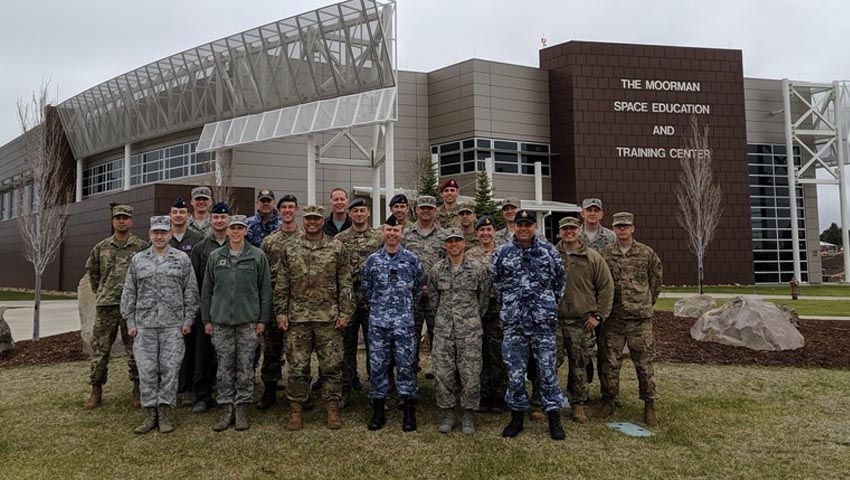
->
[2,313,849,369]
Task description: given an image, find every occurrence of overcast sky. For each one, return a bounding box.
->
[1,0,848,229]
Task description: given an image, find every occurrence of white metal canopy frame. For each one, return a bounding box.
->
[55,0,397,160]
[782,79,850,283]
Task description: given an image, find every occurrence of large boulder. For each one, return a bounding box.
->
[674,294,717,318]
[690,296,805,351]
[0,307,14,354]
[78,275,126,357]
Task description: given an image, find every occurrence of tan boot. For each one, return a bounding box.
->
[84,385,102,410]
[326,401,342,430]
[595,398,616,419]
[132,380,141,408]
[644,400,658,426]
[287,402,303,431]
[571,405,588,424]
[529,407,545,421]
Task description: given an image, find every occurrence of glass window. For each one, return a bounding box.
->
[462,139,474,149]
[494,140,517,150]
[434,138,550,177]
[477,139,491,149]
[440,142,460,153]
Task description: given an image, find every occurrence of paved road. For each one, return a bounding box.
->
[1,300,79,342]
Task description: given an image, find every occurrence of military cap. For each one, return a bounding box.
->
[191,186,212,199]
[559,216,582,229]
[417,195,437,208]
[257,189,275,201]
[172,196,188,209]
[458,202,475,214]
[112,204,133,217]
[475,215,496,230]
[277,194,298,209]
[501,198,521,209]
[302,205,325,218]
[389,193,408,207]
[443,228,464,241]
[150,216,171,231]
[582,198,603,209]
[228,215,249,227]
[347,198,368,211]
[384,215,401,226]
[514,209,536,225]
[439,178,459,191]
[211,202,230,214]
[612,212,634,226]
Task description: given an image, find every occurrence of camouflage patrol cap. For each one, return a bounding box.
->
[458,202,475,213]
[150,216,171,231]
[475,215,496,230]
[501,198,521,209]
[514,209,536,225]
[582,198,603,209]
[228,215,249,227]
[417,195,437,208]
[191,186,212,199]
[443,228,464,241]
[559,216,582,229]
[112,204,133,217]
[302,205,326,218]
[612,212,634,226]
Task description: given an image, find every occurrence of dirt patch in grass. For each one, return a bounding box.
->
[0,332,86,368]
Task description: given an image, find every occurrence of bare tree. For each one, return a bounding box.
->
[211,148,236,214]
[675,116,723,294]
[16,84,72,340]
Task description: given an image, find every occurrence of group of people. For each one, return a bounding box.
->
[83,180,662,440]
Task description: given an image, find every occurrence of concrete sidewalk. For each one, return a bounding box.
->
[659,292,850,301]
[1,300,79,342]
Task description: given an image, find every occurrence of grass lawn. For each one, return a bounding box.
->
[0,290,76,301]
[2,358,849,479]
[663,284,850,297]
[654,297,850,317]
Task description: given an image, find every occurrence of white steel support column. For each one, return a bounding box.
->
[123,144,131,191]
[372,159,381,229]
[834,81,850,283]
[385,122,395,215]
[75,158,83,202]
[782,79,803,282]
[307,135,317,205]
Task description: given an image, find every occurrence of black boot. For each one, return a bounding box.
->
[401,399,417,432]
[368,398,387,431]
[502,409,524,438]
[547,410,565,440]
[256,381,277,410]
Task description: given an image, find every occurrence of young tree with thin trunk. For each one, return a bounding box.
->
[675,116,723,294]
[16,85,72,340]
[211,148,236,214]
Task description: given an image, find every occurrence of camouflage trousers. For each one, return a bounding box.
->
[212,323,260,405]
[285,322,343,403]
[413,295,436,371]
[599,317,657,401]
[432,325,482,410]
[556,321,596,405]
[343,305,370,391]
[134,327,185,408]
[260,323,285,383]
[503,323,564,413]
[368,324,418,400]
[89,306,138,386]
[479,300,506,406]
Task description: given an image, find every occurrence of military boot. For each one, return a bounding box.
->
[437,409,455,434]
[644,400,659,427]
[132,380,141,408]
[234,404,249,431]
[571,405,588,423]
[84,385,102,410]
[461,410,475,435]
[212,404,234,432]
[256,381,277,411]
[134,407,158,434]
[595,398,616,419]
[529,406,545,421]
[368,399,386,431]
[326,401,342,430]
[287,402,303,431]
[158,405,175,433]
[547,410,566,440]
[401,399,417,432]
[501,409,524,438]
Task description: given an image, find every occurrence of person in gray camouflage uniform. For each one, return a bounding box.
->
[428,228,490,435]
[188,186,214,237]
[122,216,199,434]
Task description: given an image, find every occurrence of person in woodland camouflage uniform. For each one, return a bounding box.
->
[494,198,520,246]
[491,210,567,441]
[122,216,199,434]
[84,204,147,410]
[274,205,353,431]
[597,212,663,427]
[362,215,424,432]
[335,198,383,402]
[429,228,489,435]
[436,179,461,228]
[188,186,213,237]
[256,194,303,411]
[201,215,272,432]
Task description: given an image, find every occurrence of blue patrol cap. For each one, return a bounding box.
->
[389,193,408,207]
[347,198,368,210]
[211,202,230,214]
[172,197,188,209]
[384,215,400,226]
[475,215,495,230]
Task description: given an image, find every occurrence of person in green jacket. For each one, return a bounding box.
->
[201,215,272,432]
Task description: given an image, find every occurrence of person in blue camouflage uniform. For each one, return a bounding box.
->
[491,209,567,440]
[246,189,282,247]
[362,215,424,432]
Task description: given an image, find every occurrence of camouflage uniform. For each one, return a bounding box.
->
[402,223,444,369]
[599,240,663,402]
[463,231,480,250]
[335,226,383,391]
[246,210,282,247]
[188,216,213,237]
[85,233,147,386]
[578,226,616,252]
[274,234,353,404]
[428,257,490,410]
[121,246,199,407]
[491,236,566,413]
[466,245,505,408]
[258,227,303,383]
[436,204,460,229]
[362,246,424,400]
